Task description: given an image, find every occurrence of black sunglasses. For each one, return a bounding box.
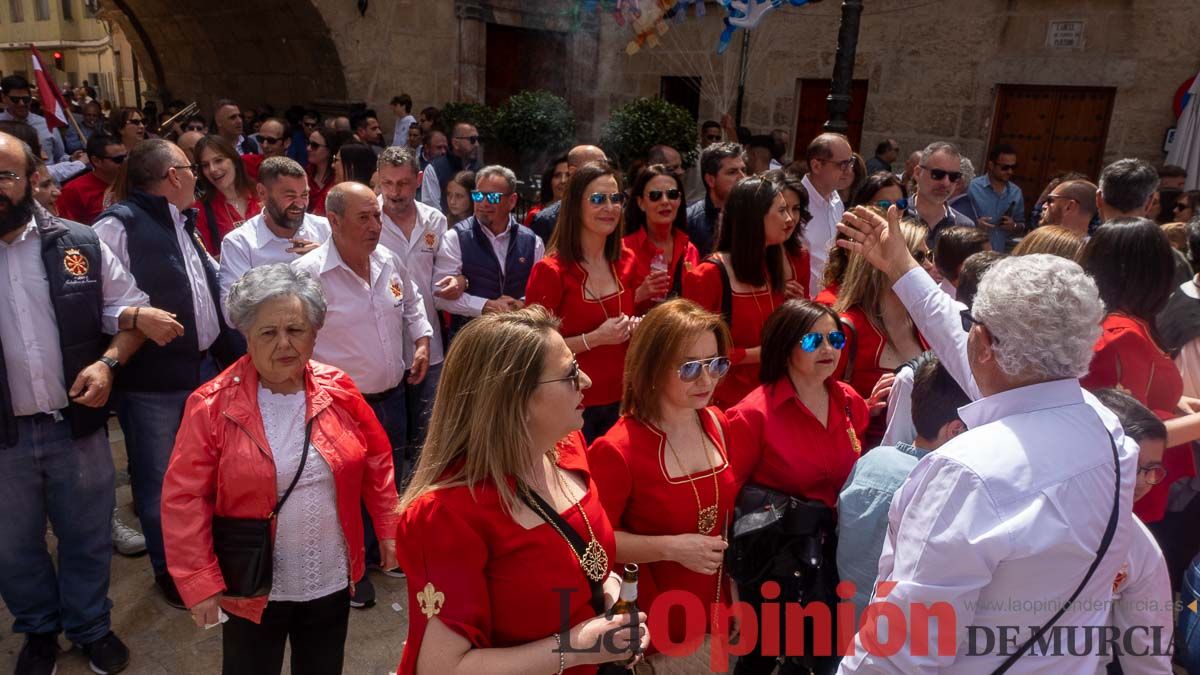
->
[646,189,681,202]
[913,249,932,265]
[104,154,127,164]
[922,167,962,183]
[960,309,998,342]
[7,95,31,104]
[258,135,284,144]
[997,163,1017,171]
[539,361,582,391]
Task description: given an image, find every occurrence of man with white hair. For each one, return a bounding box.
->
[835,206,1142,672]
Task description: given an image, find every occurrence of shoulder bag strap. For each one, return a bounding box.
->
[518,486,608,616]
[270,418,313,518]
[991,421,1121,674]
[705,255,734,325]
[202,200,221,254]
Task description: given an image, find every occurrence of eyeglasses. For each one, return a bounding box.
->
[800,330,846,352]
[959,309,999,343]
[258,135,284,145]
[823,158,856,171]
[6,95,31,104]
[997,163,1017,171]
[677,356,731,382]
[471,191,506,204]
[922,167,963,183]
[103,154,127,164]
[165,163,200,178]
[874,198,908,211]
[588,192,626,206]
[913,249,932,265]
[0,171,23,187]
[1137,463,1167,485]
[538,361,583,391]
[126,118,146,126]
[454,135,480,144]
[646,189,681,202]
[307,141,325,150]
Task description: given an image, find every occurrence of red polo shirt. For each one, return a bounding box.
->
[56,171,110,225]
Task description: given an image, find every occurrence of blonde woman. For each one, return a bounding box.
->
[589,299,737,669]
[833,219,930,444]
[395,307,649,675]
[1011,224,1084,260]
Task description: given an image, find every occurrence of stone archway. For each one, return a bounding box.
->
[95,0,348,112]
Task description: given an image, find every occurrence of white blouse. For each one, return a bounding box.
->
[258,386,348,602]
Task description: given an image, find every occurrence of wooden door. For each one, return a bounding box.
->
[988,85,1115,214]
[485,24,569,108]
[661,76,701,120]
[793,78,868,159]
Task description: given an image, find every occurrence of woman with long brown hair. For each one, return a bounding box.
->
[395,307,648,674]
[193,135,261,255]
[526,161,667,442]
[589,299,736,667]
[306,127,342,216]
[623,164,699,302]
[110,106,146,152]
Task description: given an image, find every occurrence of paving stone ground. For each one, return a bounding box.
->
[0,420,411,674]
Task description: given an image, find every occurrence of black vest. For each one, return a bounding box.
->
[98,190,228,392]
[448,216,538,338]
[431,153,481,212]
[0,207,109,447]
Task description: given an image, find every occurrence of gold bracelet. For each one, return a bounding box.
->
[553,632,565,674]
[581,332,591,352]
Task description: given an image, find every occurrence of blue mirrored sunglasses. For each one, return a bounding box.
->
[588,192,626,206]
[471,191,504,204]
[800,331,846,352]
[678,356,731,382]
[874,198,909,211]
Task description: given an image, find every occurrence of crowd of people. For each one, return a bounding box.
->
[3,77,1200,675]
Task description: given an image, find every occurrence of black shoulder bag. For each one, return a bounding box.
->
[211,419,313,598]
[991,423,1121,673]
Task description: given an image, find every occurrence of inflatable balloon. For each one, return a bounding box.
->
[625,0,681,55]
[716,0,809,54]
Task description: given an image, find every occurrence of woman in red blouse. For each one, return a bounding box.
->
[527,161,667,442]
[818,177,908,305]
[589,299,736,667]
[396,307,648,675]
[623,164,700,301]
[834,219,932,445]
[726,299,868,675]
[193,135,261,256]
[306,127,340,216]
[682,175,805,409]
[772,170,814,300]
[1079,218,1200,536]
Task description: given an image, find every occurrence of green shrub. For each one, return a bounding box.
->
[600,97,698,170]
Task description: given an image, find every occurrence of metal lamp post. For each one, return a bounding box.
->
[825,0,864,133]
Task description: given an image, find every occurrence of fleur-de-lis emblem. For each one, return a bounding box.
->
[417,582,444,618]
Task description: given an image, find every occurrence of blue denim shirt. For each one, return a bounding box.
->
[966,175,1024,251]
[835,442,929,617]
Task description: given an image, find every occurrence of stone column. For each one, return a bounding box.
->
[456,0,488,103]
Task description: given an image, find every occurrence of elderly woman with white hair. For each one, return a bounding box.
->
[833,206,1148,673]
[161,263,400,675]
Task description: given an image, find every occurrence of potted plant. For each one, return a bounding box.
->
[600,97,698,171]
[493,90,576,177]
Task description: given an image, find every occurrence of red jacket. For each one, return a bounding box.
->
[161,356,400,622]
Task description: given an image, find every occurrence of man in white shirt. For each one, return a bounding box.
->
[93,139,228,612]
[801,133,851,297]
[390,94,416,148]
[375,146,464,477]
[293,182,432,604]
[219,156,331,317]
[0,75,66,163]
[437,164,544,336]
[837,208,1141,673]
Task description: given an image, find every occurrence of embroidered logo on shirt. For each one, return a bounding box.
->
[418,583,444,618]
[423,231,436,248]
[1112,562,1129,593]
[389,277,404,302]
[519,257,527,264]
[63,248,89,277]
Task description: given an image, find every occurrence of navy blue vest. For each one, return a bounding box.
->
[98,190,227,392]
[0,208,109,447]
[449,216,537,337]
[431,153,481,212]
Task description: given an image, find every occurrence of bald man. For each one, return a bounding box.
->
[176,130,204,164]
[530,144,608,242]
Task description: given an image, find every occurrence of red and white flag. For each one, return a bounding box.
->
[30,46,69,131]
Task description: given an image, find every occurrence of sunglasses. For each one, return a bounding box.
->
[539,361,583,391]
[922,167,962,183]
[127,118,146,126]
[874,198,908,211]
[913,249,932,265]
[104,154,127,164]
[997,163,1017,171]
[1138,463,1167,485]
[7,95,31,104]
[800,331,846,352]
[455,135,480,144]
[646,188,681,202]
[959,309,998,343]
[678,356,731,382]
[258,135,284,144]
[471,191,506,204]
[588,192,626,206]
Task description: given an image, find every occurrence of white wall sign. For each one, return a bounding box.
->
[1047,21,1085,49]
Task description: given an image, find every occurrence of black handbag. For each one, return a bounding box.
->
[725,483,837,588]
[211,419,313,598]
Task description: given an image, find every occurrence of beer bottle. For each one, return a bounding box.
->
[609,563,639,615]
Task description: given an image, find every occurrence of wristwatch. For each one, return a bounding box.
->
[98,356,120,372]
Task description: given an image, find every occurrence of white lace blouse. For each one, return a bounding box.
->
[257,386,349,602]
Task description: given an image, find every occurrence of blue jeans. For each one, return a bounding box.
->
[117,389,191,576]
[0,418,114,644]
[1178,555,1200,673]
[404,362,441,484]
[364,385,406,568]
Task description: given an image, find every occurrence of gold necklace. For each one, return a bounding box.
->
[523,461,610,582]
[581,262,621,321]
[662,414,721,534]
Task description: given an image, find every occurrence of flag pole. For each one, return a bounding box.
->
[30,44,86,154]
[62,104,87,152]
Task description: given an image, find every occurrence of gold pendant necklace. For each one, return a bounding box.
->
[663,414,721,535]
[524,458,609,582]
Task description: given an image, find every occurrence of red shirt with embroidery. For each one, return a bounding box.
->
[526,248,642,408]
[395,432,614,675]
[588,409,736,648]
[57,171,111,225]
[193,190,261,256]
[727,379,868,506]
[1081,312,1195,523]
[623,226,700,298]
[308,165,334,217]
